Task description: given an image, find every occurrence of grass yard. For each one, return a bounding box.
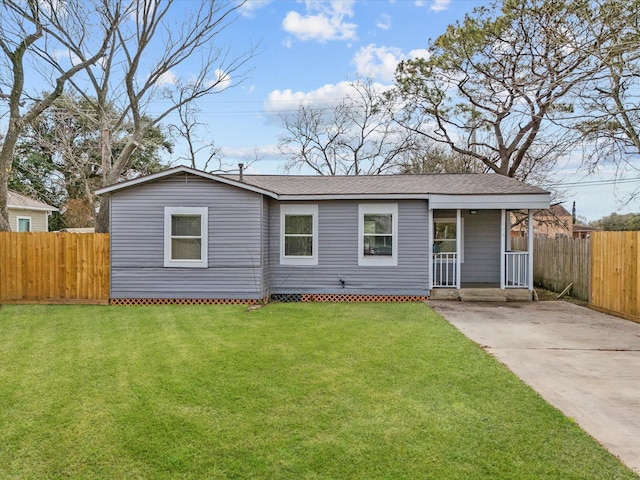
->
[0,302,635,479]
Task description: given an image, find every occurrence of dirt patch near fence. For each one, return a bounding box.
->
[534,287,588,306]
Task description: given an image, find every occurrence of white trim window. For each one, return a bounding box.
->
[164,207,208,268]
[17,216,32,232]
[358,204,398,266]
[280,204,318,265]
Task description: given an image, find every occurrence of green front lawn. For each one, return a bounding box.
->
[0,303,635,479]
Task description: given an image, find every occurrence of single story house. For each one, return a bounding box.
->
[8,190,58,232]
[96,166,550,304]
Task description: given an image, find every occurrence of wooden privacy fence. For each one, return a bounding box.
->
[0,232,109,304]
[514,236,591,301]
[518,233,639,322]
[590,231,639,322]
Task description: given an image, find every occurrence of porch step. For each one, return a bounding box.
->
[459,289,508,302]
[430,288,532,302]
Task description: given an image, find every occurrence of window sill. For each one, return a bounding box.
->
[280,256,318,266]
[164,260,208,268]
[358,257,397,267]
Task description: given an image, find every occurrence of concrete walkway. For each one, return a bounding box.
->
[429,300,640,474]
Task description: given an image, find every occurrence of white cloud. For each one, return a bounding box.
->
[352,44,430,83]
[221,144,279,161]
[239,0,273,18]
[52,49,81,66]
[209,69,232,91]
[282,0,357,43]
[157,70,178,86]
[414,0,426,6]
[353,45,402,83]
[430,0,451,12]
[376,14,391,30]
[408,48,430,60]
[264,80,391,114]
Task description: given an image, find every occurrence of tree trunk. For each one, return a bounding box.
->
[0,169,10,231]
[95,196,110,233]
[0,119,24,231]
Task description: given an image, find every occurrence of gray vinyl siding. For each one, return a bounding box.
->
[261,197,270,298]
[109,174,264,299]
[269,200,430,296]
[460,209,501,284]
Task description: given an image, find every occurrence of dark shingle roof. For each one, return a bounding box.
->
[96,166,549,201]
[224,173,547,196]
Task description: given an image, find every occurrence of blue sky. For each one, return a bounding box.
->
[172,0,637,222]
[9,0,636,222]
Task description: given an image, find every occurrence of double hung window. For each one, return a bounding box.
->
[164,207,208,268]
[358,204,398,266]
[280,204,318,265]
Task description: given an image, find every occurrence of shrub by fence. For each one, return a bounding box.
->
[0,232,109,304]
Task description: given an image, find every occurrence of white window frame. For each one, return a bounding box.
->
[358,203,398,266]
[164,207,208,268]
[434,217,464,263]
[280,204,318,265]
[17,216,32,232]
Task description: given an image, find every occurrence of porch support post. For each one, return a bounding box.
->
[456,209,461,289]
[428,206,434,291]
[500,209,506,289]
[527,208,534,291]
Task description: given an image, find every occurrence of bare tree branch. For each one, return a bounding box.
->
[0,0,119,231]
[393,0,594,185]
[279,78,418,176]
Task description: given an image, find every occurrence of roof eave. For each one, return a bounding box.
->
[94,166,279,199]
[8,204,59,212]
[429,193,551,210]
[278,193,431,201]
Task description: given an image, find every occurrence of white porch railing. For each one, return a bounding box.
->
[433,253,458,287]
[505,251,529,287]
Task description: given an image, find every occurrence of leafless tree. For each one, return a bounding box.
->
[62,0,256,232]
[279,78,419,175]
[0,0,119,231]
[169,102,223,171]
[12,93,171,227]
[399,139,486,174]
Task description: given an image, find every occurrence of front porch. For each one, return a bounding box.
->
[428,208,536,301]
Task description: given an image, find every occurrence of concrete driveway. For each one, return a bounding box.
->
[429,300,640,474]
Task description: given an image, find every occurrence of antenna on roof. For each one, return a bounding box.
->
[238,163,244,182]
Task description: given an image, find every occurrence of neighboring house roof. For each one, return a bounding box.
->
[95,166,550,209]
[573,224,600,232]
[548,203,571,218]
[7,190,58,212]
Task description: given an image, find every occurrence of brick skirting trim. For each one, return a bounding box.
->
[110,294,429,306]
